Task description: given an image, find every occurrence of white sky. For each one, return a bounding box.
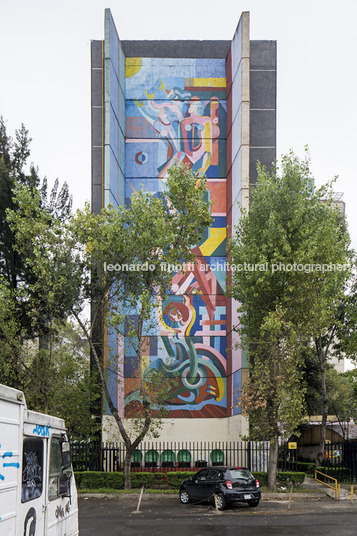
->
[0,0,356,248]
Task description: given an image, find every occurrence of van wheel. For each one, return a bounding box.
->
[179,490,191,504]
[248,499,260,507]
[215,493,227,510]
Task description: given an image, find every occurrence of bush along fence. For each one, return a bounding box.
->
[74,470,306,491]
[71,440,297,473]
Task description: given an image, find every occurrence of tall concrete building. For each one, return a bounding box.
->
[91,9,276,443]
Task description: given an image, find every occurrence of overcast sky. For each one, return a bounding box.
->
[0,0,356,247]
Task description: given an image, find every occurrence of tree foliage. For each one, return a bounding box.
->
[8,163,212,488]
[230,150,353,487]
[23,321,96,440]
[0,117,72,345]
[0,119,93,438]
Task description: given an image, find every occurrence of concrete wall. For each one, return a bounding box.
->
[226,12,251,416]
[249,40,277,185]
[102,413,249,444]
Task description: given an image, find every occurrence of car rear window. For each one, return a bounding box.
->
[227,469,253,480]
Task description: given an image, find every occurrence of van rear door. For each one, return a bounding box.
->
[0,386,23,536]
[20,433,46,536]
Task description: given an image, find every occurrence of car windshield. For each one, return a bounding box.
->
[227,469,253,480]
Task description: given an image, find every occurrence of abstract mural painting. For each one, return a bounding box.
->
[123,58,228,418]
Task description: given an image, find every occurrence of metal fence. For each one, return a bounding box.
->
[321,441,357,483]
[71,440,357,480]
[72,440,280,473]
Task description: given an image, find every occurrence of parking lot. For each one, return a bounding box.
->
[79,494,357,536]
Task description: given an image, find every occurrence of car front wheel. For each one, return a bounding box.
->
[179,489,191,504]
[215,493,227,510]
[248,499,260,507]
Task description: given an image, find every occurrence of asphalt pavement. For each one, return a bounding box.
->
[78,492,357,536]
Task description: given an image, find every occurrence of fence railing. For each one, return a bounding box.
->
[72,440,283,473]
[71,440,357,480]
[320,441,357,483]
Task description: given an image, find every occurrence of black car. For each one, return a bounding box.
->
[179,466,261,510]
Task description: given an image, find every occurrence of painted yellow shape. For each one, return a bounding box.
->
[159,79,165,90]
[135,98,144,108]
[216,377,224,401]
[125,57,142,78]
[190,77,226,87]
[145,89,154,99]
[142,354,150,373]
[200,228,226,257]
[185,306,196,336]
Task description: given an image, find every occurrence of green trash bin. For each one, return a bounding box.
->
[177,449,191,468]
[160,449,176,468]
[145,449,159,468]
[131,449,142,468]
[210,449,224,466]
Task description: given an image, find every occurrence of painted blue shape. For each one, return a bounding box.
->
[232,369,242,415]
[195,58,226,78]
[2,452,13,458]
[3,462,20,469]
[0,474,4,481]
[125,142,159,178]
[33,424,51,437]
[212,216,226,228]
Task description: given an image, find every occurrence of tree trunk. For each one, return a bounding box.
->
[267,437,279,489]
[317,348,329,466]
[74,310,152,490]
[123,445,134,490]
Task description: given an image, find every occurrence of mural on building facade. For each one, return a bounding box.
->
[123,58,228,417]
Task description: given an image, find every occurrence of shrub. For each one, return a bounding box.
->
[251,472,305,487]
[166,472,195,488]
[295,462,315,474]
[315,467,349,480]
[75,471,125,490]
[131,473,166,488]
[74,470,306,490]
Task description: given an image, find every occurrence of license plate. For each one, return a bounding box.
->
[244,494,252,500]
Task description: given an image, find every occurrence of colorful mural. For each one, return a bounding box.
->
[124,58,228,417]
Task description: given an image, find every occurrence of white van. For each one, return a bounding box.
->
[0,383,79,535]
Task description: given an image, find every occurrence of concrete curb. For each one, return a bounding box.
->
[79,491,328,501]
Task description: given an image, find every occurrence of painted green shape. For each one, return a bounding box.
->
[162,335,175,358]
[211,238,226,257]
[210,264,226,292]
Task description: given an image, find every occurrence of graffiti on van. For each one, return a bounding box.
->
[23,507,36,536]
[32,425,51,437]
[22,439,43,503]
[0,443,20,481]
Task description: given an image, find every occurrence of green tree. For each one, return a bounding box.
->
[8,163,212,488]
[230,151,352,488]
[0,280,26,386]
[0,118,73,391]
[24,321,97,440]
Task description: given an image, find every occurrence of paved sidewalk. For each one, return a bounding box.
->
[302,476,354,500]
